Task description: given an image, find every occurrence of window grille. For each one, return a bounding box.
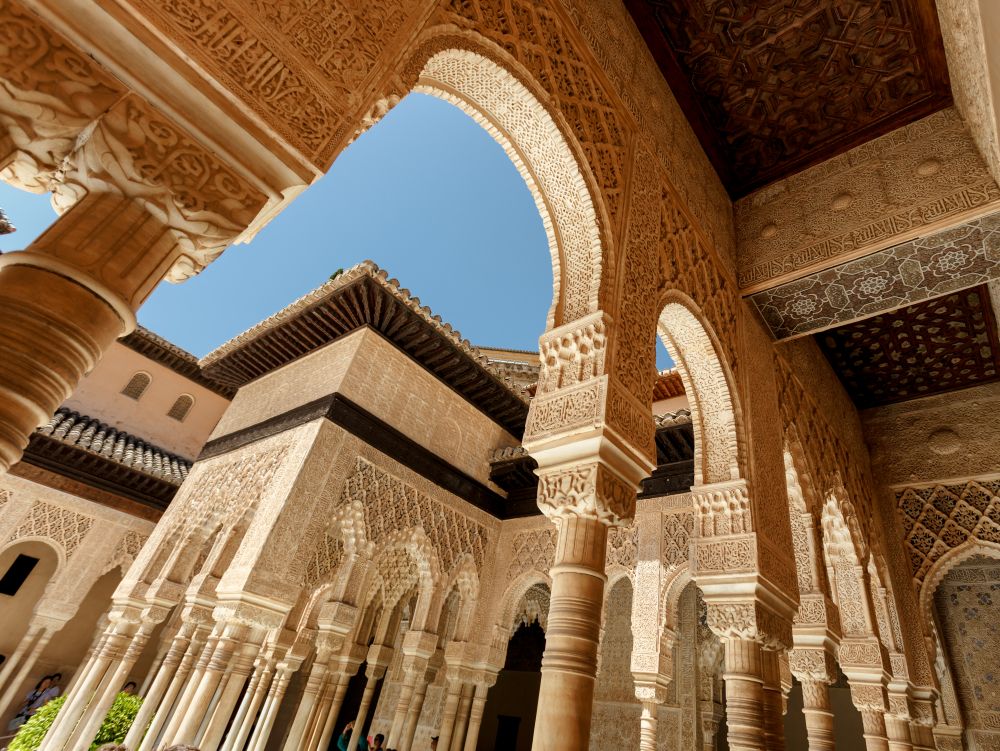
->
[167,394,194,422]
[121,372,151,400]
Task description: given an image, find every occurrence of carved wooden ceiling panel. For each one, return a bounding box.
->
[817,285,1000,408]
[625,0,953,197]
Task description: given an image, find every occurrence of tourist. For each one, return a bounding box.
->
[372,732,385,749]
[6,674,61,731]
[95,745,129,751]
[430,735,439,750]
[162,746,201,751]
[122,681,137,695]
[337,721,368,750]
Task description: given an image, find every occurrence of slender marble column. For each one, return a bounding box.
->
[0,628,53,720]
[346,664,385,751]
[760,650,787,751]
[798,679,835,751]
[884,698,914,751]
[849,681,892,751]
[908,696,937,751]
[312,671,352,751]
[199,641,260,751]
[400,669,433,751]
[138,629,207,751]
[161,631,220,743]
[388,652,430,748]
[0,624,45,693]
[282,659,328,751]
[173,624,247,745]
[721,637,766,751]
[639,701,658,751]
[247,664,294,751]
[450,683,474,750]
[0,192,180,471]
[123,628,191,749]
[532,515,609,751]
[220,659,273,751]
[436,680,464,751]
[64,623,154,750]
[463,682,489,751]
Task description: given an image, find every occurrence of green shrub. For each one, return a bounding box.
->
[9,692,143,751]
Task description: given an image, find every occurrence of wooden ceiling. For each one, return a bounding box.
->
[625,0,953,197]
[817,285,1000,409]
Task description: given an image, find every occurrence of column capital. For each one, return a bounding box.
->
[788,647,838,685]
[401,630,439,659]
[849,681,889,713]
[705,599,793,651]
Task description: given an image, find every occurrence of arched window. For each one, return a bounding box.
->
[121,372,151,400]
[166,394,194,422]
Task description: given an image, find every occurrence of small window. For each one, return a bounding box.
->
[167,394,194,422]
[0,554,39,596]
[121,372,151,400]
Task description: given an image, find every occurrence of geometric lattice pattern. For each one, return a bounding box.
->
[818,286,1000,408]
[751,213,1000,339]
[627,0,952,196]
[7,501,94,560]
[897,479,1000,585]
[341,458,490,571]
[935,557,1000,738]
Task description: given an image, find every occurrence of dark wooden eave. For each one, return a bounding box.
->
[121,327,235,399]
[200,273,529,436]
[19,433,179,513]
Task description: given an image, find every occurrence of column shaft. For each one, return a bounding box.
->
[124,632,190,749]
[346,672,380,751]
[400,674,431,751]
[860,710,892,751]
[721,637,766,751]
[282,662,327,751]
[138,632,205,751]
[313,672,351,751]
[246,667,292,751]
[0,629,52,720]
[760,650,786,751]
[799,680,835,751]
[220,662,273,751]
[450,683,473,750]
[639,701,658,751]
[532,515,608,751]
[436,681,463,751]
[463,684,489,751]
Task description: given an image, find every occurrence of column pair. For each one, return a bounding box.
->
[0,616,64,720]
[789,647,838,751]
[386,631,437,749]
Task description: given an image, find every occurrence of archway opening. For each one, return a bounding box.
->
[0,540,59,661]
[478,582,550,751]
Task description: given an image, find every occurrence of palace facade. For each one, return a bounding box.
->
[1,2,1000,750]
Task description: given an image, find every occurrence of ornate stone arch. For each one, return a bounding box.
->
[0,535,66,572]
[427,554,479,641]
[497,572,552,639]
[919,539,1000,628]
[820,485,876,641]
[657,290,744,487]
[396,42,608,330]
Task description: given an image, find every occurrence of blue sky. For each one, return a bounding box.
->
[0,92,671,368]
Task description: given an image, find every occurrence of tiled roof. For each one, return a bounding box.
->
[654,408,692,429]
[653,370,686,401]
[37,408,191,485]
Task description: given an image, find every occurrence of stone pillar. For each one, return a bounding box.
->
[0,624,55,719]
[450,682,474,750]
[387,632,436,747]
[850,682,892,751]
[760,649,787,751]
[798,678,835,751]
[531,513,609,750]
[311,670,353,751]
[220,657,274,751]
[40,615,139,751]
[246,661,295,751]
[719,637,766,751]
[436,679,464,751]
[400,665,436,751]
[123,624,195,749]
[138,625,208,751]
[199,639,261,751]
[282,651,331,751]
[463,680,492,751]
[908,694,938,751]
[885,694,914,751]
[172,623,249,745]
[0,191,182,471]
[346,661,387,751]
[63,618,157,750]
[639,701,658,751]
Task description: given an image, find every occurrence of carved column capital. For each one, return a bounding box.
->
[536,462,636,524]
[692,480,753,537]
[788,647,837,685]
[705,599,793,651]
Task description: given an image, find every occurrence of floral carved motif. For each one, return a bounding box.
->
[897,479,1000,587]
[535,463,634,524]
[7,500,94,559]
[340,458,489,571]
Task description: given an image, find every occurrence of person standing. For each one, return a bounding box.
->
[338,721,369,750]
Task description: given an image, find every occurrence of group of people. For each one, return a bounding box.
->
[336,722,440,751]
[5,673,61,732]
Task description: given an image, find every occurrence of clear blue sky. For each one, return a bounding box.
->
[0,92,672,368]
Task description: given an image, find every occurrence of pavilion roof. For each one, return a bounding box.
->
[201,261,530,436]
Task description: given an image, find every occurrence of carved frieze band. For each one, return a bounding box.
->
[751,212,1000,339]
